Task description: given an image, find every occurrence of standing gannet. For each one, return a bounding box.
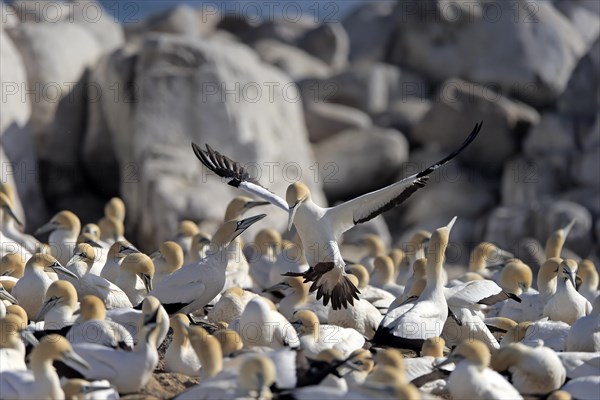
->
[66,295,133,349]
[500,258,559,322]
[389,248,410,286]
[436,340,523,400]
[116,252,154,305]
[544,259,592,325]
[165,314,201,376]
[566,295,600,352]
[0,314,27,372]
[0,253,25,280]
[60,302,163,394]
[328,275,382,340]
[248,228,280,289]
[150,241,183,287]
[373,217,456,351]
[370,255,404,297]
[62,244,132,309]
[388,258,427,310]
[238,297,299,349]
[97,216,125,247]
[193,122,482,309]
[468,242,514,279]
[35,211,81,266]
[104,197,125,224]
[357,233,387,272]
[492,342,566,396]
[99,240,138,284]
[35,280,78,329]
[148,214,266,315]
[264,276,329,323]
[187,231,212,263]
[13,254,78,320]
[0,334,89,400]
[293,309,364,359]
[403,337,446,381]
[206,287,258,325]
[577,259,599,303]
[0,192,39,254]
[186,324,223,380]
[545,219,576,259]
[347,264,395,313]
[484,260,530,318]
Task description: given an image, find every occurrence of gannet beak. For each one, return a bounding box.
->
[35,297,59,321]
[121,245,139,255]
[50,262,79,279]
[139,273,153,293]
[563,219,576,238]
[446,216,457,232]
[35,221,57,236]
[63,350,91,371]
[21,330,39,347]
[262,282,289,293]
[148,251,161,261]
[568,272,577,287]
[236,214,267,235]
[3,204,23,227]
[245,201,270,209]
[288,203,299,231]
[66,253,84,266]
[143,307,160,326]
[87,240,103,249]
[1,271,11,276]
[0,287,18,305]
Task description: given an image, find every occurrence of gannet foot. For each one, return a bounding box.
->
[283,262,361,310]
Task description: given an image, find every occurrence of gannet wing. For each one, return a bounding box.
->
[325,122,483,237]
[191,143,289,212]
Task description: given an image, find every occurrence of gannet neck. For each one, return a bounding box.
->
[104,197,126,223]
[362,234,386,257]
[421,337,445,358]
[80,295,106,321]
[349,264,369,289]
[491,343,525,371]
[171,314,190,347]
[0,314,24,350]
[188,326,223,379]
[98,216,124,243]
[373,256,394,285]
[255,228,282,257]
[287,277,308,305]
[239,356,276,397]
[295,310,320,338]
[375,348,405,374]
[545,220,575,259]
[579,259,599,291]
[158,241,184,273]
[539,258,561,297]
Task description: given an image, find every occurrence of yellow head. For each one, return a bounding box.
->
[0,253,25,278]
[80,295,106,321]
[285,182,311,230]
[104,197,126,223]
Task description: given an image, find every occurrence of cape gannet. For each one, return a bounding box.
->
[148,214,266,315]
[0,253,25,280]
[115,252,154,305]
[566,295,600,352]
[206,287,258,325]
[150,241,183,287]
[13,254,78,320]
[436,340,523,400]
[370,255,404,297]
[62,244,132,309]
[347,264,395,313]
[292,309,364,359]
[0,192,39,254]
[468,242,514,279]
[35,280,78,329]
[492,342,566,396]
[193,122,482,309]
[500,320,570,352]
[545,219,576,259]
[104,197,125,224]
[544,259,592,325]
[99,240,138,284]
[237,297,299,349]
[61,379,118,400]
[35,211,82,267]
[0,314,27,372]
[165,314,202,376]
[172,220,200,262]
[577,259,600,303]
[373,217,456,351]
[0,334,89,400]
[264,276,330,323]
[389,247,410,286]
[97,216,125,247]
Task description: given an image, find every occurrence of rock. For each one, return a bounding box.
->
[253,39,331,81]
[70,0,124,53]
[126,4,202,38]
[304,102,372,143]
[514,237,545,276]
[120,373,198,400]
[413,78,540,174]
[6,22,102,164]
[297,23,350,69]
[0,29,30,135]
[1,1,19,28]
[501,157,564,207]
[125,34,325,249]
[523,113,577,169]
[557,39,599,119]
[533,200,594,257]
[388,0,587,106]
[373,98,431,137]
[570,144,600,189]
[553,0,600,47]
[299,62,416,115]
[217,14,316,45]
[561,188,600,220]
[342,1,397,62]
[314,127,409,201]
[484,206,533,252]
[9,0,71,23]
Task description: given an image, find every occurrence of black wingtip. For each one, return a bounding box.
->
[508,292,522,303]
[416,121,483,178]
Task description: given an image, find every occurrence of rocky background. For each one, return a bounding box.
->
[1,0,599,266]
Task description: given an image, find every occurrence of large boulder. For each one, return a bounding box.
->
[70,0,124,53]
[413,78,540,174]
[388,0,587,106]
[253,39,331,81]
[296,23,350,70]
[500,157,564,207]
[126,4,218,39]
[217,14,316,45]
[373,98,432,136]
[0,29,30,135]
[1,1,19,28]
[523,113,577,169]
[553,0,600,47]
[124,34,325,249]
[484,206,533,252]
[304,102,372,143]
[313,127,409,201]
[342,1,397,63]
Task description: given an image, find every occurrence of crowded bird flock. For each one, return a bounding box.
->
[0,123,599,400]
